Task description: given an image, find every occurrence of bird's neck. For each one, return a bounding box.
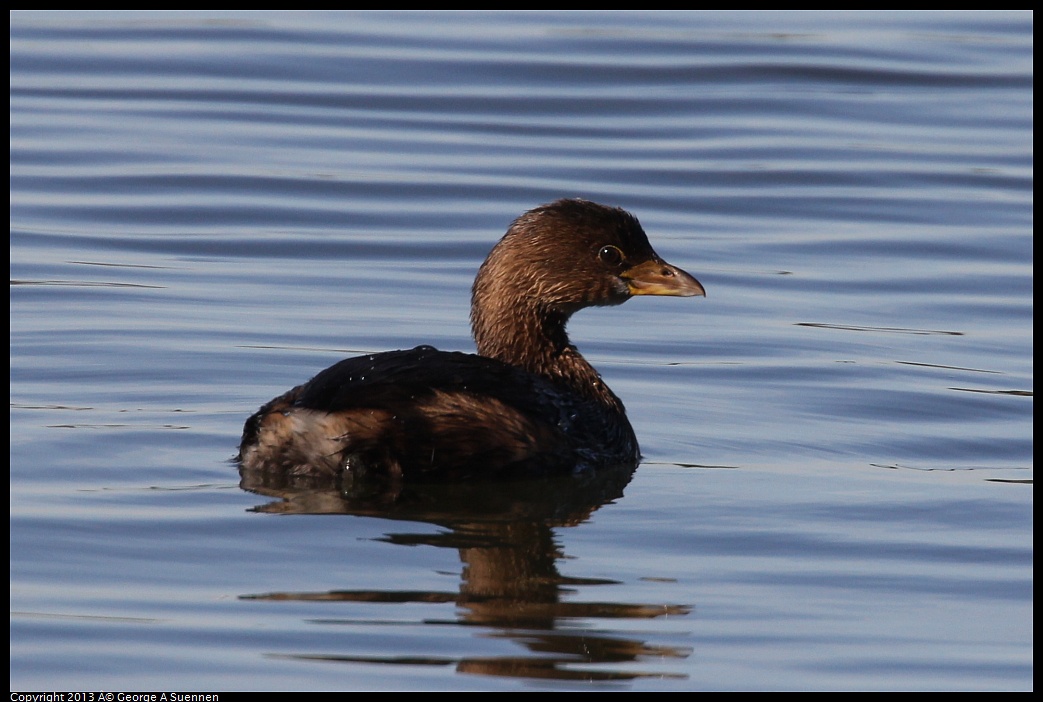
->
[471,294,624,413]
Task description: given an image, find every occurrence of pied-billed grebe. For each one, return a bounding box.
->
[238,199,704,479]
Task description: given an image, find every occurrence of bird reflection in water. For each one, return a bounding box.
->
[238,466,692,683]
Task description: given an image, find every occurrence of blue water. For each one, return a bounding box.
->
[10,11,1032,691]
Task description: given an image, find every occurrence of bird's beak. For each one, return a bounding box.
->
[622,258,706,297]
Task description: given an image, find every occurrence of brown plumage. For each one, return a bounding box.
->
[238,199,705,480]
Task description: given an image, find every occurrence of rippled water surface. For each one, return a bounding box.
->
[10,11,1032,691]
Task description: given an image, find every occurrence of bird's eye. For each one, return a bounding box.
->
[598,245,624,266]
